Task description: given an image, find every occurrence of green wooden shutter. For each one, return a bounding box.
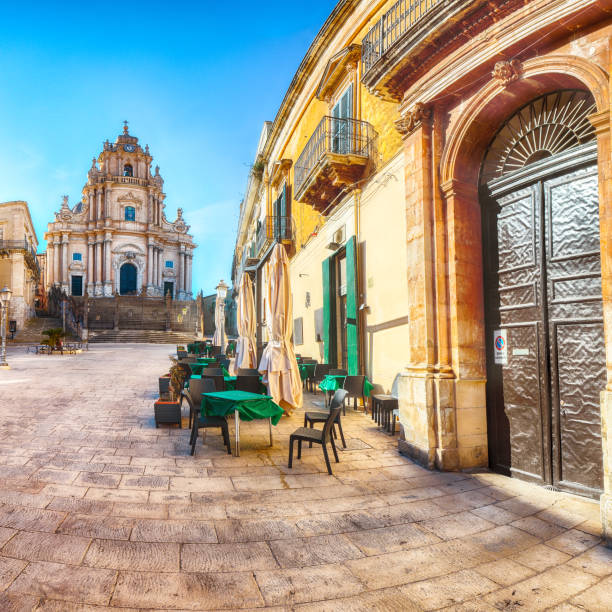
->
[322,256,336,366]
[345,235,359,375]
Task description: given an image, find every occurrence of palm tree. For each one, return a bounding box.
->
[42,328,66,350]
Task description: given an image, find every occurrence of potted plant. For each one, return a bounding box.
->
[41,328,66,352]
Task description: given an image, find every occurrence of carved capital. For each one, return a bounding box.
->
[395,103,432,137]
[492,59,522,87]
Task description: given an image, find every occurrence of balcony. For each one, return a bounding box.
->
[91,175,150,187]
[0,239,39,276]
[255,216,294,257]
[361,0,485,100]
[294,116,376,211]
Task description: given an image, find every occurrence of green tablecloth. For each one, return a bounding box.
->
[197,357,217,365]
[319,375,374,396]
[224,375,237,390]
[201,390,284,425]
[298,363,317,381]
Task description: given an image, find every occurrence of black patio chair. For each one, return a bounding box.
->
[177,349,188,360]
[182,377,215,429]
[238,368,259,376]
[329,368,347,376]
[210,345,222,357]
[303,393,347,448]
[236,375,262,394]
[182,378,231,456]
[309,363,330,393]
[201,367,223,376]
[288,389,348,475]
[343,375,366,414]
[218,358,230,371]
[158,376,171,400]
[201,375,225,392]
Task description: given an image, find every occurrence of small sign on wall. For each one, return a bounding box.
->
[494,329,508,365]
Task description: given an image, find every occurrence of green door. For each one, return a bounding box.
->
[345,236,359,375]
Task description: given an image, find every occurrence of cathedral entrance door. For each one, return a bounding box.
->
[120,263,137,295]
[164,281,174,299]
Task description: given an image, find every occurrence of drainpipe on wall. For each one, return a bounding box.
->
[354,188,365,377]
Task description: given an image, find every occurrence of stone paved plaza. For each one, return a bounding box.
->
[0,344,609,611]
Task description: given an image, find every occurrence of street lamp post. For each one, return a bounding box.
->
[0,286,13,369]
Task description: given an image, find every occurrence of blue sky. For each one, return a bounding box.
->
[0,1,337,296]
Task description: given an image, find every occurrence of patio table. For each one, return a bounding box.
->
[201,390,283,456]
[298,363,317,381]
[196,357,217,365]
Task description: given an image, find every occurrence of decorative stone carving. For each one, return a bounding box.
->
[172,208,189,234]
[56,195,73,222]
[117,191,143,205]
[395,103,432,136]
[492,59,522,87]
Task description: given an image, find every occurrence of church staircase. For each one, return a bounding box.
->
[9,315,66,344]
[87,329,195,344]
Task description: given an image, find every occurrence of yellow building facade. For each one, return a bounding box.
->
[233,0,612,543]
[0,201,39,330]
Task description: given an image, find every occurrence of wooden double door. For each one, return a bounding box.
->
[483,144,605,498]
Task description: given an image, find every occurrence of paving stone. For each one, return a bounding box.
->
[294,588,422,611]
[0,593,41,612]
[482,564,598,611]
[295,511,378,537]
[399,569,499,610]
[346,523,441,555]
[419,511,497,540]
[75,472,122,488]
[474,557,536,586]
[169,476,234,493]
[566,544,612,576]
[269,534,364,567]
[57,514,133,540]
[0,505,65,532]
[7,560,116,606]
[215,518,300,543]
[545,528,601,555]
[131,519,217,543]
[570,574,612,611]
[510,515,567,540]
[182,542,278,572]
[2,531,91,564]
[511,543,572,572]
[255,564,364,606]
[83,539,180,571]
[0,556,27,590]
[111,570,264,609]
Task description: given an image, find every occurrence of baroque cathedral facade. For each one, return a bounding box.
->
[44,123,196,299]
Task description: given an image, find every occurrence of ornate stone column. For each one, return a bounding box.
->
[96,189,102,221]
[147,240,154,293]
[87,237,95,295]
[178,247,185,298]
[53,236,60,286]
[46,242,54,288]
[95,238,103,295]
[157,248,163,289]
[103,232,112,296]
[186,254,192,297]
[61,233,69,291]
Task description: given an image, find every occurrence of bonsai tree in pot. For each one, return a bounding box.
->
[42,328,66,351]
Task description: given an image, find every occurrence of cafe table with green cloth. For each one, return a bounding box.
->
[298,362,317,381]
[196,357,217,365]
[187,343,199,354]
[319,375,375,405]
[201,390,284,456]
[191,366,230,379]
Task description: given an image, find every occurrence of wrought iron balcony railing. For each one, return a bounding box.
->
[362,0,443,77]
[294,116,376,199]
[0,239,39,276]
[255,215,294,257]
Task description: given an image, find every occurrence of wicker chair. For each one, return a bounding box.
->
[236,375,262,394]
[201,375,225,392]
[343,375,366,414]
[182,378,231,455]
[288,389,348,475]
[238,368,259,376]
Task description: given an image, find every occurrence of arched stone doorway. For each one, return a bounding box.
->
[120,263,137,295]
[433,56,612,502]
[480,90,605,498]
